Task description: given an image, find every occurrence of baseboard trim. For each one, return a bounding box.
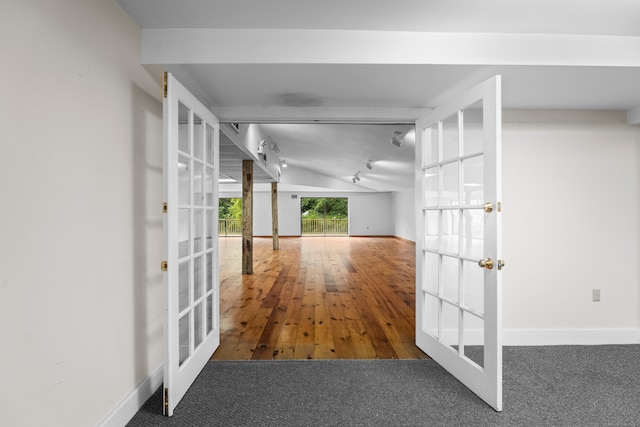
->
[97,363,163,427]
[348,235,394,238]
[503,328,640,346]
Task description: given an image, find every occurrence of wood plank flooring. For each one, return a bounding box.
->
[212,236,429,360]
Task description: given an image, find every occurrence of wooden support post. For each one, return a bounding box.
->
[242,160,253,274]
[271,182,279,250]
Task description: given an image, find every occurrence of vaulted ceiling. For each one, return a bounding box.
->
[117,0,640,191]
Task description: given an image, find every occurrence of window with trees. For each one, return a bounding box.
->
[300,197,348,236]
[218,198,242,236]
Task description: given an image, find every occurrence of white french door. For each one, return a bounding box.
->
[415,76,503,411]
[163,72,220,416]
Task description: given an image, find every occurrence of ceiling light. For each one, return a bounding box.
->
[366,160,373,170]
[352,171,361,183]
[280,160,287,168]
[391,131,403,147]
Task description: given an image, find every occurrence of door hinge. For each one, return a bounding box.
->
[497,202,502,212]
[164,387,169,415]
[161,260,168,272]
[163,202,168,214]
[163,72,168,99]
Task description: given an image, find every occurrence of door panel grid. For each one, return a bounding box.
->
[416,76,502,411]
[164,73,220,416]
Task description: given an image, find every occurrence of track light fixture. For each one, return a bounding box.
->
[280,160,287,168]
[257,140,267,162]
[352,171,361,183]
[391,131,403,147]
[366,160,373,170]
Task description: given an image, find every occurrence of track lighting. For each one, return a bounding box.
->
[366,160,373,170]
[280,160,287,168]
[258,139,266,154]
[352,171,361,183]
[391,131,403,147]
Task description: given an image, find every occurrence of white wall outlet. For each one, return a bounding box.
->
[592,289,601,302]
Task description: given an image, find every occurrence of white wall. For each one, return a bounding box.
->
[349,192,393,235]
[502,110,640,344]
[220,188,394,236]
[392,190,416,241]
[0,1,163,426]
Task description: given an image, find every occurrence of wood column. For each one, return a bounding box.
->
[271,182,279,250]
[242,160,253,274]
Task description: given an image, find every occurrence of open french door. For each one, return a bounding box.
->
[415,76,503,410]
[162,72,220,416]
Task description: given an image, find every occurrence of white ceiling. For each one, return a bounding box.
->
[117,0,640,191]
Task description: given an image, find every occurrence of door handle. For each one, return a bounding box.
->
[478,258,505,270]
[478,258,494,269]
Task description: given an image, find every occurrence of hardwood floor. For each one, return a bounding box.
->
[211,236,429,360]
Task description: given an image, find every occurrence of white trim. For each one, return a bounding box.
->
[142,29,640,67]
[212,106,429,124]
[503,328,640,346]
[97,364,163,427]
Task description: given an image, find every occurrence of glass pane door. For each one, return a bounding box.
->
[415,76,503,411]
[163,72,220,416]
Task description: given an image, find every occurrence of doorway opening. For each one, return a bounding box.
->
[300,197,348,236]
[218,198,242,237]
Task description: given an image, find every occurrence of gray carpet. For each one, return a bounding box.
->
[128,345,640,426]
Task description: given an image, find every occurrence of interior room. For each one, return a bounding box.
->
[1,1,639,426]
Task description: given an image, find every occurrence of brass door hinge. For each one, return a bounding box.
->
[161,261,168,272]
[163,72,168,99]
[497,202,502,212]
[164,387,169,415]
[163,202,168,214]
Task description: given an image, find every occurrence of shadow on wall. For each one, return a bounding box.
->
[131,82,164,389]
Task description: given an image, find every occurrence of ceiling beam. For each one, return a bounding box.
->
[142,29,640,67]
[212,106,430,124]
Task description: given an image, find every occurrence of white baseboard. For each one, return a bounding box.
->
[503,328,640,346]
[98,364,163,427]
[437,328,640,346]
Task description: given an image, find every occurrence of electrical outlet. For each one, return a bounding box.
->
[592,289,601,302]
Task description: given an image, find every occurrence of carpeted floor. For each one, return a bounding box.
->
[128,345,640,426]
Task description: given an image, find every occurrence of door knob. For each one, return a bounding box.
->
[478,258,494,269]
